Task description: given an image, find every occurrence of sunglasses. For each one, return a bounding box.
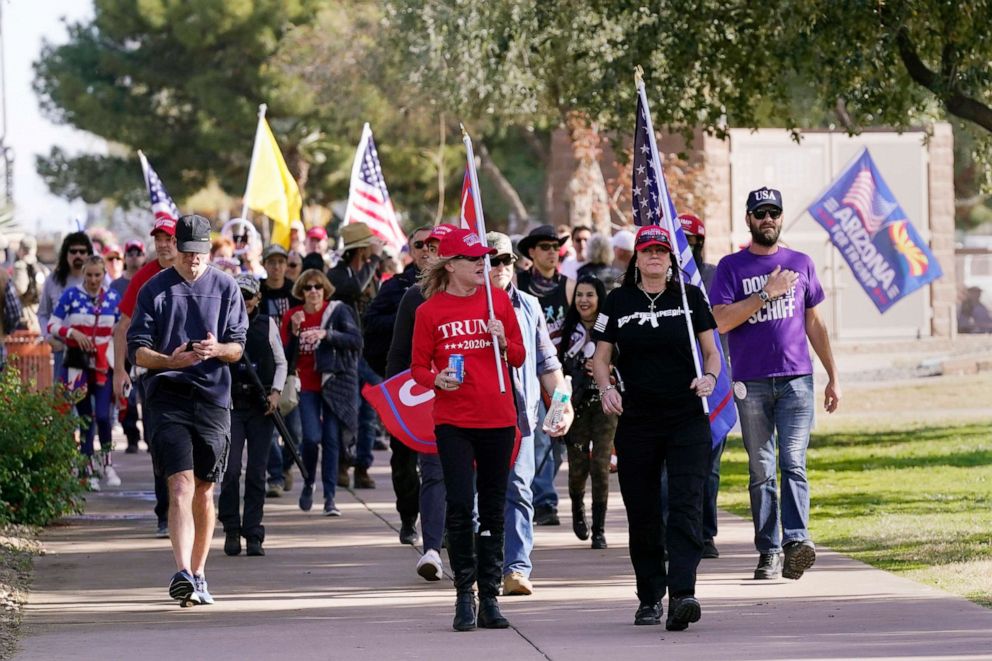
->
[68,248,90,256]
[240,289,258,299]
[412,240,427,250]
[490,255,514,267]
[126,249,144,256]
[232,234,249,242]
[302,283,323,292]
[452,255,484,263]
[535,242,560,252]
[752,208,782,220]
[288,262,301,268]
[106,255,123,261]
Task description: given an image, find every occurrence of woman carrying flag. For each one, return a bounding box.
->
[49,254,122,491]
[410,228,525,632]
[590,225,721,632]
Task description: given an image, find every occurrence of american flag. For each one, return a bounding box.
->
[343,124,406,254]
[138,151,179,222]
[459,165,481,236]
[842,167,899,236]
[633,83,737,448]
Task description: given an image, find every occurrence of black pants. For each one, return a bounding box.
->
[436,424,514,597]
[137,378,168,525]
[614,409,710,603]
[390,435,420,523]
[219,408,274,541]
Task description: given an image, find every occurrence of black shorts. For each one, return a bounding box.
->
[145,391,231,482]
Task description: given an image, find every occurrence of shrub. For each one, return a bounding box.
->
[0,366,86,526]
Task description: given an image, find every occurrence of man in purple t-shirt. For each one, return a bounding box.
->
[710,187,840,583]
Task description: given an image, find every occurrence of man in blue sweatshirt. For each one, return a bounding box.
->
[128,214,248,608]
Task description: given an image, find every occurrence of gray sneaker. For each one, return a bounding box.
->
[193,574,214,605]
[168,570,200,608]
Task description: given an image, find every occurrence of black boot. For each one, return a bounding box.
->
[571,492,589,541]
[476,531,510,629]
[447,528,477,631]
[591,501,608,549]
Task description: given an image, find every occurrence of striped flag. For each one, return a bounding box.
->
[841,167,899,236]
[137,151,180,223]
[342,124,406,254]
[633,80,737,448]
[459,166,481,235]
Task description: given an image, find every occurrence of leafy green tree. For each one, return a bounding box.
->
[33,0,318,204]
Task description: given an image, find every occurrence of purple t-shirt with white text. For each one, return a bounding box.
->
[710,247,824,381]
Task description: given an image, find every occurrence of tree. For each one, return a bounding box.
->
[33,0,319,205]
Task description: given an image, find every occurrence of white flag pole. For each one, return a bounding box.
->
[461,125,506,394]
[241,103,267,223]
[635,67,708,414]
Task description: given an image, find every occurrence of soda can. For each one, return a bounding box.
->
[448,354,465,383]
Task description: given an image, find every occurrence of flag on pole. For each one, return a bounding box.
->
[458,166,481,235]
[243,105,302,249]
[342,124,406,254]
[807,148,943,312]
[138,151,180,223]
[362,370,521,463]
[632,77,737,448]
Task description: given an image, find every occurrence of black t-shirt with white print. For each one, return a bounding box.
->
[593,283,716,420]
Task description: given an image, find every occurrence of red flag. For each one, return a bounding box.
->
[459,166,480,235]
[362,369,522,464]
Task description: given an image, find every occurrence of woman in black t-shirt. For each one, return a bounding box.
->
[591,224,721,632]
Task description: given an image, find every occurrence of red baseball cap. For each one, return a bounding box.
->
[306,226,328,241]
[634,225,673,252]
[124,240,146,254]
[150,216,177,237]
[426,223,458,245]
[102,243,123,258]
[438,228,497,259]
[678,213,705,238]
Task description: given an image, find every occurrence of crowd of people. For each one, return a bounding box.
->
[0,185,843,632]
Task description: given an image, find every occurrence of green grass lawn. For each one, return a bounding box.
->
[719,423,992,607]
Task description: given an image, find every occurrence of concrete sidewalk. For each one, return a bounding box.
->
[15,439,992,661]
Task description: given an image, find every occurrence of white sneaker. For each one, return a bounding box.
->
[104,465,122,487]
[88,476,101,492]
[416,549,443,581]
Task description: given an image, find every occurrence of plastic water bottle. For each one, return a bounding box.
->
[542,377,572,433]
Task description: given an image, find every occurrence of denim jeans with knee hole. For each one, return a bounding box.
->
[736,375,815,554]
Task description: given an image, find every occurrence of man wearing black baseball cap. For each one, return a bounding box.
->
[128,214,249,607]
[710,187,840,582]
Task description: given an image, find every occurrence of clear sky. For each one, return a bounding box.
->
[4,0,101,235]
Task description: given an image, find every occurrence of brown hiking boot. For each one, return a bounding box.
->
[337,465,350,488]
[354,466,376,489]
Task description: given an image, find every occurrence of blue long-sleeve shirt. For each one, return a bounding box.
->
[127,266,248,408]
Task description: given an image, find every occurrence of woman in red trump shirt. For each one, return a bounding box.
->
[411,228,525,633]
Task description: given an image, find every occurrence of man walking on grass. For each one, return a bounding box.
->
[128,215,248,606]
[711,187,840,581]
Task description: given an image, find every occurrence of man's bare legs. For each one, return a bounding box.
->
[191,479,216,576]
[168,472,216,571]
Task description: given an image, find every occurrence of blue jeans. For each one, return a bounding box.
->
[76,373,114,459]
[418,452,447,552]
[504,432,535,577]
[355,359,382,469]
[531,402,560,510]
[736,375,815,553]
[298,391,341,502]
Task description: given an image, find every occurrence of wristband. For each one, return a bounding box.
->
[704,372,717,383]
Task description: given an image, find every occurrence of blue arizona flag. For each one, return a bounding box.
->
[633,83,737,448]
[807,148,942,312]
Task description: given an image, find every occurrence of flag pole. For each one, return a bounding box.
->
[461,124,506,394]
[635,67,709,413]
[242,103,267,225]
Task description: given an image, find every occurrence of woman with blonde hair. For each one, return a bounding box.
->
[281,269,362,516]
[411,229,525,632]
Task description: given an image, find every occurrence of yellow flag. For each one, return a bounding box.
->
[244,108,302,248]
